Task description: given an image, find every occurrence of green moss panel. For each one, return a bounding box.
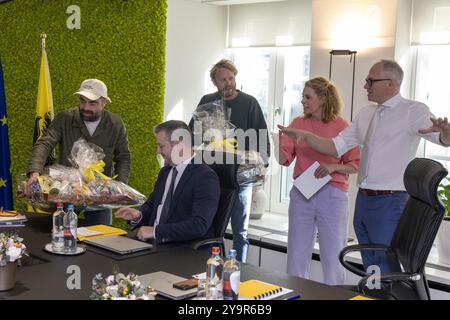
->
[0,0,166,212]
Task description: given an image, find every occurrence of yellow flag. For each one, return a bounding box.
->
[29,33,54,214]
[34,37,54,143]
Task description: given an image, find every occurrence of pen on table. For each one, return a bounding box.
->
[284,294,301,300]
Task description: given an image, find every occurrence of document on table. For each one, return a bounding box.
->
[76,225,128,241]
[293,161,331,199]
[192,272,206,280]
[77,227,103,237]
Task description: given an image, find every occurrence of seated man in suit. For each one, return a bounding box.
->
[115,120,220,244]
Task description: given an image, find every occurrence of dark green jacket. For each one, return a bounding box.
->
[27,107,131,183]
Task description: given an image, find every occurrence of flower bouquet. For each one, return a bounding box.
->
[0,232,28,267]
[191,101,236,149]
[236,150,267,186]
[90,269,156,300]
[17,139,146,209]
[192,101,267,186]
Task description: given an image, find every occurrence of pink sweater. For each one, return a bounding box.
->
[280,116,360,192]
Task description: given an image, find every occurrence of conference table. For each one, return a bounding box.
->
[0,213,359,300]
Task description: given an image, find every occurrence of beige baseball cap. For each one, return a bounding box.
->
[74,79,111,102]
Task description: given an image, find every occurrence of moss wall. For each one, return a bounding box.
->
[0,0,166,210]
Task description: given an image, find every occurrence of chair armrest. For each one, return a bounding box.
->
[357,272,421,298]
[190,237,224,250]
[339,244,390,277]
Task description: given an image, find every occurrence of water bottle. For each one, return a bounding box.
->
[223,249,240,300]
[64,204,78,254]
[51,203,65,252]
[205,246,224,300]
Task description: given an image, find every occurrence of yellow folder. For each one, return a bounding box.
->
[77,225,127,241]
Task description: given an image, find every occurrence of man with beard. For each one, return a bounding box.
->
[26,79,131,225]
[189,59,270,262]
[115,120,220,244]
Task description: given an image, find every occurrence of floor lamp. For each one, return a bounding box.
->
[328,50,357,121]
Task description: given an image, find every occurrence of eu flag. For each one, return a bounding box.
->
[0,58,13,210]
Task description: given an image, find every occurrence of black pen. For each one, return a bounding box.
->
[284,294,301,300]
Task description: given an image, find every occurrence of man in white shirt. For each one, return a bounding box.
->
[278,59,450,272]
[115,120,220,244]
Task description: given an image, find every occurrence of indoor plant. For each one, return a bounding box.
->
[437,177,450,265]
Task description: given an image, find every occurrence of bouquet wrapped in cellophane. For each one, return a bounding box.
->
[235,150,267,186]
[18,139,146,209]
[192,101,237,152]
[192,101,266,186]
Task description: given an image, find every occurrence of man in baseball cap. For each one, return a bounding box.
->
[26,78,131,226]
[74,79,111,123]
[74,79,111,103]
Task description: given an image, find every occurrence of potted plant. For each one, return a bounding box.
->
[437,177,450,265]
[0,232,28,291]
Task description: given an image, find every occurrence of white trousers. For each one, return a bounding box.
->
[287,184,349,285]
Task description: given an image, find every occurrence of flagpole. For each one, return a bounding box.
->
[40,32,46,50]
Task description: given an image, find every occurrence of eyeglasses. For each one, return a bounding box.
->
[365,78,391,87]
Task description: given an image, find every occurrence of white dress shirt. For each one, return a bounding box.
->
[153,156,193,226]
[333,94,442,191]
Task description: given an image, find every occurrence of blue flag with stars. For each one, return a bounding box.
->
[0,58,13,210]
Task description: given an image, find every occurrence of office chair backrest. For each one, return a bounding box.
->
[390,158,448,274]
[196,150,239,239]
[208,152,239,239]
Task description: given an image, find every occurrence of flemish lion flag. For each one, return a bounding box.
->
[29,34,54,213]
[34,35,54,152]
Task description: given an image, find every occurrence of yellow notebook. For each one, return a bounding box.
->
[350,295,374,300]
[77,225,127,241]
[239,280,290,300]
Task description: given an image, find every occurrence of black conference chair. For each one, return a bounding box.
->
[191,150,239,255]
[339,157,448,300]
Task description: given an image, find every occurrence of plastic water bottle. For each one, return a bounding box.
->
[206,246,224,300]
[223,249,240,300]
[51,203,65,252]
[64,204,78,254]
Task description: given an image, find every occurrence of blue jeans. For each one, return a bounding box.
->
[80,207,112,226]
[353,190,409,273]
[230,186,252,262]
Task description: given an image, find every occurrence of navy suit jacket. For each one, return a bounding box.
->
[137,161,220,244]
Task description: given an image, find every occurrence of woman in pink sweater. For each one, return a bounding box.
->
[276,77,360,285]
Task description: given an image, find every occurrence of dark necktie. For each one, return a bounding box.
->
[159,167,178,224]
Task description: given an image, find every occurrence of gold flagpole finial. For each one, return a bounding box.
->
[40,32,47,49]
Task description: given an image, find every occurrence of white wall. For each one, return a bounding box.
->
[165,0,228,123]
[310,0,398,117]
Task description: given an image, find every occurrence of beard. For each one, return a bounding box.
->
[80,109,101,122]
[221,87,237,99]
